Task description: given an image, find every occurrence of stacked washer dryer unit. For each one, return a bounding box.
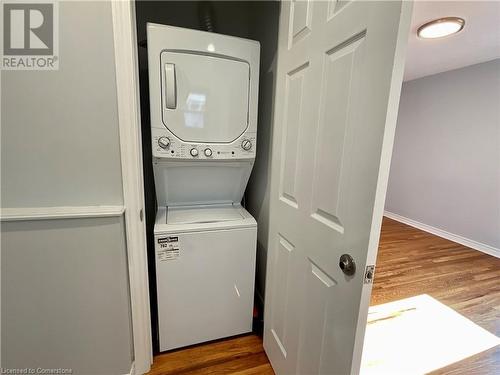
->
[147,23,260,352]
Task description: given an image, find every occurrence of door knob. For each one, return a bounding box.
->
[339,254,356,276]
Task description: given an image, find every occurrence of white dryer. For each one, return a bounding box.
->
[147,24,260,351]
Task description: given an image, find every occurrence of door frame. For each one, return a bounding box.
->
[111,1,152,374]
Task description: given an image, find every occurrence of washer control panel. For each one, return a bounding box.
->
[152,128,256,160]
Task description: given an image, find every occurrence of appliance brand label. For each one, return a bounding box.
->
[156,236,180,261]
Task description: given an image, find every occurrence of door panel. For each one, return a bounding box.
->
[310,33,365,235]
[270,235,294,344]
[329,0,351,18]
[279,63,309,209]
[297,260,336,375]
[268,232,308,374]
[264,1,412,374]
[290,0,312,46]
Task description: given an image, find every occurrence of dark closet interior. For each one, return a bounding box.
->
[134,1,280,353]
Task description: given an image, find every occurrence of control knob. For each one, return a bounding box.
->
[158,137,170,149]
[190,148,199,157]
[241,139,252,151]
[204,148,213,157]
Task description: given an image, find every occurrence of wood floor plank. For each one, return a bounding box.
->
[184,352,271,375]
[147,217,499,374]
[232,363,276,375]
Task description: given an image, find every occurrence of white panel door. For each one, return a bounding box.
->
[264,1,412,374]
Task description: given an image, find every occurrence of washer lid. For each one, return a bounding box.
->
[161,51,250,143]
[167,204,244,225]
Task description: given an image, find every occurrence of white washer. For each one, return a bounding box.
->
[147,24,260,352]
[154,204,256,351]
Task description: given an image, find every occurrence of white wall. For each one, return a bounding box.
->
[1,1,133,373]
[1,217,132,373]
[385,59,500,254]
[1,3,124,208]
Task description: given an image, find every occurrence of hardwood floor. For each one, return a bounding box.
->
[371,217,500,375]
[147,334,273,374]
[371,218,500,335]
[147,217,499,375]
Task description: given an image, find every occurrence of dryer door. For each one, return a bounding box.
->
[161,51,250,143]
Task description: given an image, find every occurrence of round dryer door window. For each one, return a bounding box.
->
[160,51,250,143]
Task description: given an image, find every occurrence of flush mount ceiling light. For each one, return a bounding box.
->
[417,17,465,39]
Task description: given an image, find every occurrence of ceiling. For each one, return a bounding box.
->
[404,1,500,81]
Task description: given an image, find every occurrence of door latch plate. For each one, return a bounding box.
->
[364,265,375,284]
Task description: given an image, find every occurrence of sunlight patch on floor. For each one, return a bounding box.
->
[361,294,500,375]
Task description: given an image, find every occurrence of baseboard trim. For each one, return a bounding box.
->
[384,211,500,258]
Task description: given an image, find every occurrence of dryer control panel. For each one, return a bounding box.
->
[152,128,256,160]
